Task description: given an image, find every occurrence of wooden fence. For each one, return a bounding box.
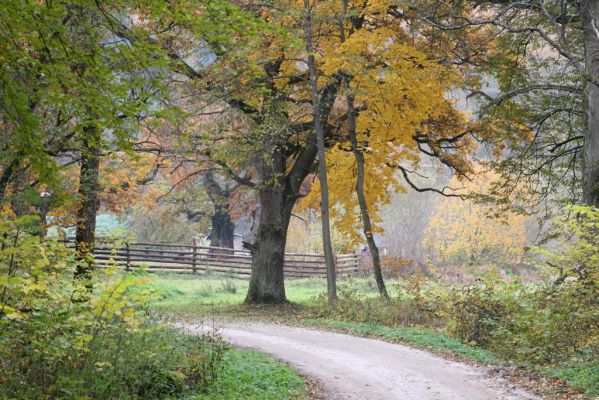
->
[65,241,359,278]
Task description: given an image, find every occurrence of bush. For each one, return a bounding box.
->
[444,284,510,347]
[0,210,226,399]
[490,281,599,364]
[489,207,599,364]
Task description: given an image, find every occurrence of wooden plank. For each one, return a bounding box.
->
[128,242,195,249]
[93,254,195,264]
[336,254,358,258]
[106,248,194,257]
[112,262,252,274]
[282,259,329,265]
[197,253,252,262]
[283,252,326,257]
[96,264,251,277]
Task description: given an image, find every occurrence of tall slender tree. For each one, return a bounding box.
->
[304,0,337,304]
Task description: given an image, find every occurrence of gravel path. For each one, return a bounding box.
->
[180,321,539,400]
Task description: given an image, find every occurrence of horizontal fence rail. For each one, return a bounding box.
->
[65,240,359,278]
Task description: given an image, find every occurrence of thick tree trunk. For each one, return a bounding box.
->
[344,78,389,298]
[305,1,337,304]
[249,205,261,241]
[74,133,100,286]
[204,171,236,251]
[245,183,294,304]
[242,54,338,305]
[209,209,235,249]
[582,0,599,208]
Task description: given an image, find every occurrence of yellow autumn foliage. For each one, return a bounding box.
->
[423,167,528,267]
[299,2,477,240]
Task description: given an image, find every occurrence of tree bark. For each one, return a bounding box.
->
[581,0,599,207]
[304,0,337,304]
[74,129,100,286]
[204,172,236,251]
[245,179,294,304]
[209,209,235,249]
[344,78,389,298]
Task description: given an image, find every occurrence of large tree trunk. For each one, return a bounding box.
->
[304,1,337,304]
[245,183,294,304]
[242,59,338,305]
[209,208,235,249]
[582,0,599,208]
[344,78,389,298]
[204,171,236,251]
[74,132,100,286]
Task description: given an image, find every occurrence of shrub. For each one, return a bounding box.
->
[490,207,599,364]
[490,281,599,364]
[444,284,510,347]
[0,210,226,399]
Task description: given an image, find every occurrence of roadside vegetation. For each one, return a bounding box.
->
[152,208,599,398]
[191,350,307,400]
[154,275,598,397]
[0,213,307,399]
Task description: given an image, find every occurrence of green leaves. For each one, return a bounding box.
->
[0,208,227,398]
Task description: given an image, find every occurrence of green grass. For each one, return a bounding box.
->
[299,318,498,364]
[544,354,599,396]
[153,274,248,307]
[189,349,307,400]
[151,273,392,312]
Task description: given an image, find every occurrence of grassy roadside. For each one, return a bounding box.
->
[298,318,498,364]
[151,273,595,399]
[190,349,307,400]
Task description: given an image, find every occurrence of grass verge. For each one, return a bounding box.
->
[299,318,498,365]
[189,349,307,400]
[543,355,599,397]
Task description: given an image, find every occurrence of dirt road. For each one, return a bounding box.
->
[180,321,538,400]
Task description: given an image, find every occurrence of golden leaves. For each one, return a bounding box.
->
[302,4,472,242]
[423,166,529,266]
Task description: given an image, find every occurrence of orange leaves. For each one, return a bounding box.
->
[99,153,166,214]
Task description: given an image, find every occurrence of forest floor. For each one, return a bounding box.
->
[178,320,538,400]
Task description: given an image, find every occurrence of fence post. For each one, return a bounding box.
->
[125,242,130,272]
[192,244,197,274]
[333,252,338,277]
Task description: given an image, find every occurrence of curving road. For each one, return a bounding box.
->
[180,321,538,400]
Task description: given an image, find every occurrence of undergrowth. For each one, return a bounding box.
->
[0,212,226,399]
